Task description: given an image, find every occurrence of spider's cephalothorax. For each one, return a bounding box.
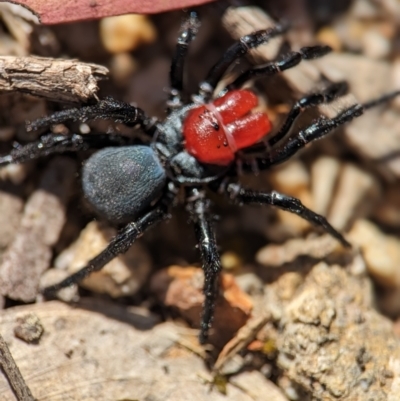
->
[1,12,399,344]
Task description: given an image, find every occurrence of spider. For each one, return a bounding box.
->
[1,12,399,344]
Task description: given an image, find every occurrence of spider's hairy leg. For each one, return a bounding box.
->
[246,103,364,171]
[0,133,130,167]
[244,90,400,171]
[225,183,350,247]
[195,23,289,102]
[27,97,154,134]
[244,81,349,155]
[187,190,222,344]
[43,204,170,297]
[227,45,333,90]
[168,11,200,109]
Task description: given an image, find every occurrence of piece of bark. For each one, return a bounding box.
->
[1,0,217,24]
[0,157,76,302]
[0,56,108,103]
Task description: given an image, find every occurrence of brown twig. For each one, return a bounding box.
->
[0,332,35,401]
[0,56,108,103]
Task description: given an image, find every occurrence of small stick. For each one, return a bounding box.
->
[0,56,108,103]
[0,332,35,401]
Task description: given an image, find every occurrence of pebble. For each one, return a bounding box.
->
[39,269,78,302]
[327,163,379,231]
[361,29,391,59]
[392,57,400,110]
[109,53,138,85]
[348,219,400,288]
[316,27,342,52]
[13,313,44,343]
[373,185,400,228]
[57,221,152,298]
[0,190,23,250]
[268,160,313,235]
[256,234,346,268]
[310,156,341,216]
[100,14,156,54]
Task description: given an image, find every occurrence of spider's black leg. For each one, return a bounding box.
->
[242,103,364,172]
[227,45,332,91]
[0,133,130,167]
[168,11,200,109]
[195,23,289,102]
[187,190,222,344]
[224,183,350,247]
[28,97,154,134]
[244,81,349,155]
[43,204,170,296]
[244,90,400,171]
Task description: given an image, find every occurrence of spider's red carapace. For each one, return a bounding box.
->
[183,89,271,165]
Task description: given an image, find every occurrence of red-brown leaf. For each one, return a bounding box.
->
[1,0,217,24]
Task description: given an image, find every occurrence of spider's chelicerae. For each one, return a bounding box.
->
[2,12,399,344]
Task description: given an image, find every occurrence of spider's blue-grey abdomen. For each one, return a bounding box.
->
[82,146,166,223]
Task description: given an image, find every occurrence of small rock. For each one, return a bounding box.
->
[60,221,152,298]
[310,156,341,216]
[39,268,78,302]
[256,234,346,268]
[220,251,242,271]
[0,164,28,185]
[268,160,313,235]
[392,57,400,110]
[373,185,400,228]
[230,371,289,401]
[275,262,400,401]
[150,266,253,347]
[0,190,23,251]
[327,163,380,231]
[13,313,44,343]
[100,14,156,54]
[0,157,76,302]
[361,29,391,59]
[109,52,138,85]
[316,27,342,52]
[348,219,400,288]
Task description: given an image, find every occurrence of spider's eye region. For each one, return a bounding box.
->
[182,89,271,165]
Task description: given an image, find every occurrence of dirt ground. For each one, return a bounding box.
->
[0,1,400,400]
